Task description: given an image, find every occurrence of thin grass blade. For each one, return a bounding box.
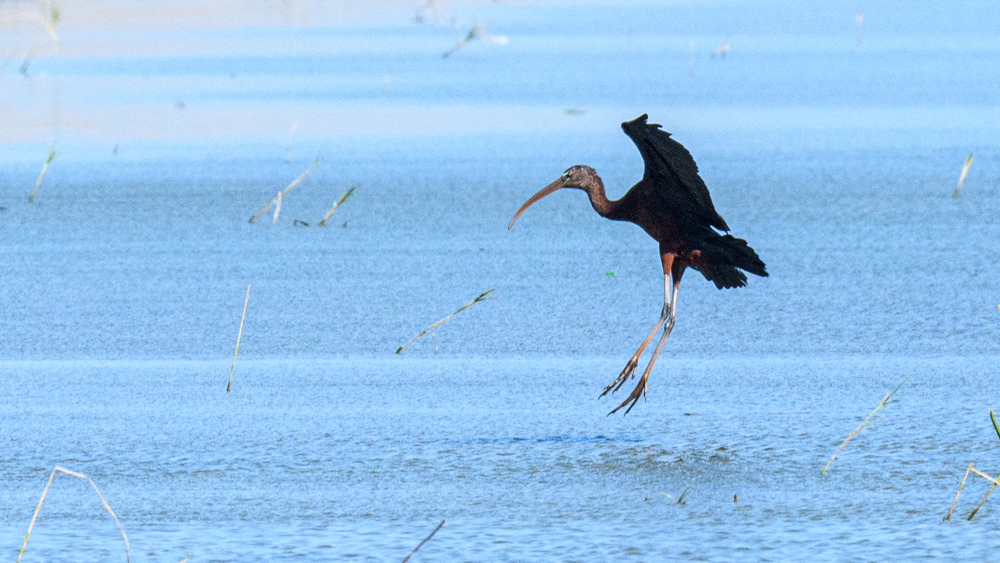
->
[18,466,130,563]
[318,185,359,226]
[227,284,251,392]
[952,152,973,198]
[396,289,495,354]
[401,518,445,563]
[27,143,56,203]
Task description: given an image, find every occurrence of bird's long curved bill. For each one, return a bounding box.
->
[507,178,566,230]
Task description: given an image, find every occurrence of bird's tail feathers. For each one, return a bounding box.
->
[698,234,768,290]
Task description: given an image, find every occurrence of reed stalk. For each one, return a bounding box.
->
[821,378,907,475]
[318,185,359,226]
[401,518,445,563]
[952,153,973,198]
[272,191,283,224]
[17,466,130,563]
[227,284,251,392]
[967,467,1000,520]
[442,24,507,58]
[27,143,56,203]
[943,464,973,521]
[396,289,495,354]
[249,157,319,223]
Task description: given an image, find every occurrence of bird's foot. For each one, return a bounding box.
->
[600,358,638,398]
[608,374,648,416]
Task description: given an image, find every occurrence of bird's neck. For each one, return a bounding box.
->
[583,177,618,218]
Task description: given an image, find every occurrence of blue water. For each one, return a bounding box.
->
[3,1,1000,560]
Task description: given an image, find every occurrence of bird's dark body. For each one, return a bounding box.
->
[508,113,767,414]
[570,116,767,290]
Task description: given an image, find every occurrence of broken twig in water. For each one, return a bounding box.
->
[27,143,56,203]
[821,378,907,475]
[249,157,319,223]
[952,153,973,198]
[17,466,130,563]
[396,289,495,354]
[401,518,445,563]
[227,284,251,392]
[318,185,359,226]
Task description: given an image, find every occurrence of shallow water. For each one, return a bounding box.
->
[3,1,1000,561]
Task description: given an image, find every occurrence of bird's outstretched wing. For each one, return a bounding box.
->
[621,114,729,232]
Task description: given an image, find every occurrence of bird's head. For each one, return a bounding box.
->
[507,165,597,229]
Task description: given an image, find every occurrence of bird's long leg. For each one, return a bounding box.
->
[610,267,681,416]
[599,272,672,398]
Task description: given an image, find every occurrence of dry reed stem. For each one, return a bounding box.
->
[395,289,494,354]
[991,409,1000,441]
[17,466,130,563]
[27,144,56,203]
[318,185,359,226]
[227,283,251,392]
[944,464,973,521]
[249,157,319,223]
[821,378,907,475]
[952,153,973,198]
[401,518,445,563]
[943,465,1000,521]
[967,471,1000,520]
[272,191,283,224]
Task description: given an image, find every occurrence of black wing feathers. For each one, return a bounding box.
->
[621,114,729,232]
[622,114,767,289]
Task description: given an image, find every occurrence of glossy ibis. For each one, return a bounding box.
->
[508,114,767,415]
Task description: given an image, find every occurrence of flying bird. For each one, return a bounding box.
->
[508,114,767,415]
